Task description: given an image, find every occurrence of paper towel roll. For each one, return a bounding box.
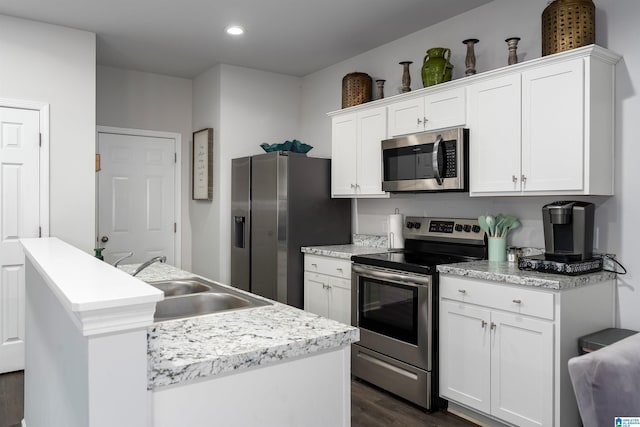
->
[388,213,404,249]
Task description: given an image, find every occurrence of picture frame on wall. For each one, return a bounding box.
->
[192,128,213,200]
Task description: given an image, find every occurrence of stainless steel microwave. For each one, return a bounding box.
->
[381,127,468,192]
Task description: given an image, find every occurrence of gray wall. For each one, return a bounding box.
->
[190,65,302,282]
[0,14,96,252]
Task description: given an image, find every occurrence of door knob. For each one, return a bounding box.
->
[101,235,109,243]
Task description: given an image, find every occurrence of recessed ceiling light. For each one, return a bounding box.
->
[226,25,245,36]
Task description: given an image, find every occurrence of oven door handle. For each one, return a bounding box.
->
[352,264,431,286]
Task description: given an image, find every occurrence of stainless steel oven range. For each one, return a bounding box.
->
[351,217,487,410]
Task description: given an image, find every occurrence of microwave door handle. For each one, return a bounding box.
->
[432,134,443,185]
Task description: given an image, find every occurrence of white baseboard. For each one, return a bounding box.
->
[447,402,511,427]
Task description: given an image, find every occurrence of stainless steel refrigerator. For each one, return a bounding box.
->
[231,152,351,308]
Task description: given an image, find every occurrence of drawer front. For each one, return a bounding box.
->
[440,275,554,320]
[304,254,351,279]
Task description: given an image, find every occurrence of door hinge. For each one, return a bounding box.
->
[39,226,42,238]
[39,133,42,147]
[174,222,177,233]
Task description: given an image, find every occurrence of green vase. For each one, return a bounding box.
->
[421,47,453,87]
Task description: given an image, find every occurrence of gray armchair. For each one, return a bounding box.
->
[568,332,640,426]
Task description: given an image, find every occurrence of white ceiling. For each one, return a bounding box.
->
[0,0,492,78]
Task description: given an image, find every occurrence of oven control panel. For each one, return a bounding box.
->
[404,217,485,242]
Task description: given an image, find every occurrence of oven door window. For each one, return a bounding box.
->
[358,276,418,345]
[383,144,435,182]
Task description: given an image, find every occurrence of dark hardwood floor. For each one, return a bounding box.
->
[351,378,477,427]
[0,371,23,427]
[0,371,475,427]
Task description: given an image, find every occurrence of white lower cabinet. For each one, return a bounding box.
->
[439,274,615,427]
[440,300,553,427]
[304,254,351,324]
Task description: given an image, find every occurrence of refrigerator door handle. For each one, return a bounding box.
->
[234,216,246,248]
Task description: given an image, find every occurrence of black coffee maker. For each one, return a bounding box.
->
[542,201,595,262]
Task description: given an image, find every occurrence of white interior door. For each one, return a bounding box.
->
[0,106,40,373]
[97,132,176,266]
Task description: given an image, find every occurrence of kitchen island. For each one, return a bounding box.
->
[21,238,358,427]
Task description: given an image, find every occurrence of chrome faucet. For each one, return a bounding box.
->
[132,255,166,276]
[113,251,134,267]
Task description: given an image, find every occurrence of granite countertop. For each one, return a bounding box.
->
[437,260,617,290]
[121,263,359,390]
[301,234,390,259]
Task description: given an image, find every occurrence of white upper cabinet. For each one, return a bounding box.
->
[521,59,585,192]
[387,87,466,137]
[330,106,388,198]
[468,74,522,194]
[328,45,620,198]
[469,46,620,196]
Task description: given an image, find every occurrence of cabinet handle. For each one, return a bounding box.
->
[512,299,522,304]
[490,322,496,330]
[417,117,423,125]
[355,183,360,189]
[458,289,466,294]
[481,320,487,328]
[521,174,527,183]
[512,175,518,183]
[350,183,356,189]
[311,263,317,267]
[336,267,343,272]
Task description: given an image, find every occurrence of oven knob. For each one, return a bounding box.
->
[472,225,481,233]
[454,224,463,232]
[463,224,471,232]
[414,222,421,230]
[406,222,414,229]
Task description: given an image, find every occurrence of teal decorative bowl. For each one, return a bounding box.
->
[260,140,313,154]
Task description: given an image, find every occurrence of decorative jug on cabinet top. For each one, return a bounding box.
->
[422,47,453,87]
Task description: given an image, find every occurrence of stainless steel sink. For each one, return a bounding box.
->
[148,277,271,321]
[149,279,212,297]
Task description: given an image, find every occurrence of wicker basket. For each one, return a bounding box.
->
[342,72,372,108]
[542,0,595,56]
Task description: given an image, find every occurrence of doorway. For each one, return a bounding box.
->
[96,127,181,267]
[0,100,49,374]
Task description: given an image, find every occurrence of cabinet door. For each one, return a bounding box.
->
[439,300,491,413]
[424,87,466,130]
[356,107,387,196]
[331,113,358,196]
[328,277,351,325]
[468,74,522,195]
[387,98,424,137]
[490,311,553,427]
[522,59,584,192]
[303,273,329,318]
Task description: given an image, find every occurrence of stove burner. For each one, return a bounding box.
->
[351,250,478,275]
